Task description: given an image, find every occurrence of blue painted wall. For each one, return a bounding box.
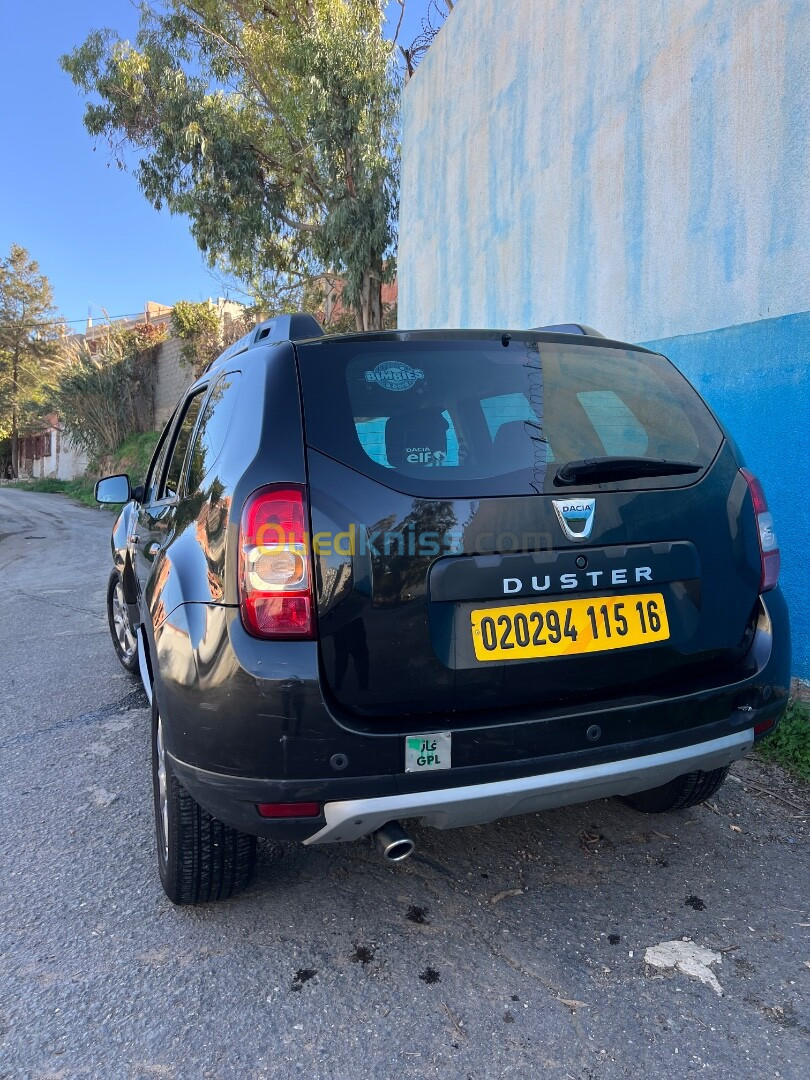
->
[399,0,809,676]
[644,313,809,677]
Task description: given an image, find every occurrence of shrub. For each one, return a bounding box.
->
[757,701,810,781]
[171,301,256,376]
[52,323,162,462]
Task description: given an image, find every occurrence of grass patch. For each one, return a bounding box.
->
[10,475,101,509]
[63,477,104,508]
[756,701,810,781]
[14,477,70,495]
[112,430,161,482]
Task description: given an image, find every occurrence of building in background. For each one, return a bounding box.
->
[82,300,174,352]
[398,0,809,678]
[15,414,87,480]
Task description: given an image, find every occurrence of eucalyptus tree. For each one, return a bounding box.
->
[62,1,401,329]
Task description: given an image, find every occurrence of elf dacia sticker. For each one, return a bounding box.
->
[406,447,446,465]
[364,360,425,391]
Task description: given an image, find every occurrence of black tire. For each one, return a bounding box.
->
[620,766,730,813]
[151,698,256,904]
[106,569,139,673]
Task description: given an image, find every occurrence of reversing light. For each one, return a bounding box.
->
[256,802,321,818]
[754,717,776,737]
[741,470,780,592]
[239,485,315,638]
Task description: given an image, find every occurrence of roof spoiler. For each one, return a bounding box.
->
[530,323,605,337]
[209,312,324,370]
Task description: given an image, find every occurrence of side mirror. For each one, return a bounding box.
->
[95,474,131,504]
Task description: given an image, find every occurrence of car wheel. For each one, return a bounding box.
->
[620,766,730,813]
[151,698,257,904]
[107,569,139,672]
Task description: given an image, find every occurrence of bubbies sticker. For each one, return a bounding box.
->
[364,360,425,391]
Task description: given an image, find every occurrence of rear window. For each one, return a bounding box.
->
[296,335,722,496]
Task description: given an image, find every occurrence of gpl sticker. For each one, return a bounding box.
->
[405,732,451,772]
[364,360,425,392]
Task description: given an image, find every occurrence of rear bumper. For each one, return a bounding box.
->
[305,729,753,843]
[170,727,754,843]
[159,590,789,841]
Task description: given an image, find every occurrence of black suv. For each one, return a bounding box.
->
[97,317,790,904]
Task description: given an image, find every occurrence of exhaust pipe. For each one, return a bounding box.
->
[374,821,415,863]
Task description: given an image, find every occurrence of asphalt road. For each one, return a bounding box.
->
[1,486,808,1080]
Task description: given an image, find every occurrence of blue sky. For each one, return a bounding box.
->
[0,1,427,329]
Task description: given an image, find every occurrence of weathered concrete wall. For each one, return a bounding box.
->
[400,0,809,339]
[399,0,809,677]
[46,430,87,481]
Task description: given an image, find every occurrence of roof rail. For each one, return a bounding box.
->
[530,323,605,337]
[208,312,324,370]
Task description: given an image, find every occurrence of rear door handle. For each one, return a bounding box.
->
[128,534,140,545]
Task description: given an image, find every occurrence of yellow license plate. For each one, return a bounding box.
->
[470,592,670,662]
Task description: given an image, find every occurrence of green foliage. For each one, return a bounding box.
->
[51,324,162,462]
[757,702,810,781]
[12,476,71,495]
[61,1,400,329]
[8,476,102,509]
[172,299,223,369]
[172,300,221,342]
[172,299,255,375]
[112,429,162,483]
[0,245,66,471]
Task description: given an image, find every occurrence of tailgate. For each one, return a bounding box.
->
[296,334,760,722]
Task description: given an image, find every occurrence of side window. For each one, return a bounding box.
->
[576,390,649,457]
[144,419,174,503]
[186,373,242,495]
[159,392,205,500]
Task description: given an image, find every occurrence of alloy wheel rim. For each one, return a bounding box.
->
[112,581,136,660]
[156,714,169,862]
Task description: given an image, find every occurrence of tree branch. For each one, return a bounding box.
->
[278,212,321,234]
[392,1,406,47]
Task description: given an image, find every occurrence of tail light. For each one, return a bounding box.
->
[239,485,315,638]
[741,470,780,592]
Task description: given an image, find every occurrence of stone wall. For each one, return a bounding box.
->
[153,336,191,428]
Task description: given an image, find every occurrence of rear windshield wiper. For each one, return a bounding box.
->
[554,456,702,486]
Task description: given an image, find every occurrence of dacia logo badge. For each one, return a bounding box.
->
[552,498,596,541]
